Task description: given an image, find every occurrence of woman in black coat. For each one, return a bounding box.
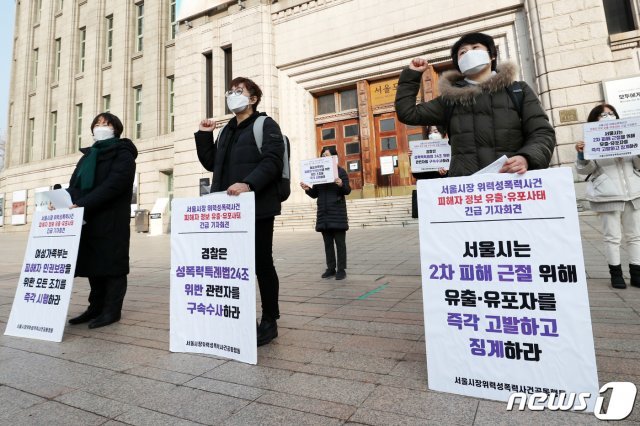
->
[300,147,351,280]
[65,113,137,329]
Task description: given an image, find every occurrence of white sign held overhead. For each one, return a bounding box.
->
[583,118,640,160]
[417,168,599,411]
[300,156,338,186]
[170,192,257,364]
[4,208,84,342]
[410,139,451,172]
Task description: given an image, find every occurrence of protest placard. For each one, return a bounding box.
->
[170,192,257,364]
[4,208,84,342]
[417,168,599,410]
[583,118,640,160]
[300,156,338,186]
[410,139,451,172]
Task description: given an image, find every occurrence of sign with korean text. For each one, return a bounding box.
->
[417,168,599,410]
[583,118,640,159]
[4,208,84,342]
[170,192,257,364]
[11,190,26,225]
[300,156,338,186]
[410,139,451,172]
[380,156,394,175]
[603,75,640,119]
[370,77,398,106]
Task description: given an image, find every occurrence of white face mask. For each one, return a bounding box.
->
[600,115,617,121]
[458,49,491,76]
[226,93,250,114]
[92,126,115,142]
[428,132,442,140]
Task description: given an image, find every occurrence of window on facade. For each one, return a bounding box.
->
[103,94,111,112]
[223,46,232,114]
[168,76,175,132]
[345,142,360,155]
[603,0,636,34]
[28,118,35,162]
[79,27,86,72]
[381,136,397,150]
[50,111,57,158]
[321,128,336,140]
[76,103,83,149]
[344,124,358,138]
[106,15,113,63]
[134,86,142,139]
[380,118,395,132]
[34,0,42,24]
[136,3,144,52]
[57,0,63,12]
[170,0,177,39]
[317,94,336,115]
[54,39,61,82]
[204,52,212,118]
[32,48,38,89]
[408,133,423,142]
[340,89,357,110]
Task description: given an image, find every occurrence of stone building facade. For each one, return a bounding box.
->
[1,0,639,230]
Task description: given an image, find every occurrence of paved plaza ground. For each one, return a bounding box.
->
[0,213,639,425]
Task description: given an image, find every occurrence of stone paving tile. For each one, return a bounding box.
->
[115,406,204,426]
[310,350,400,374]
[82,373,178,406]
[183,376,266,400]
[143,352,226,376]
[361,386,478,424]
[123,365,196,385]
[202,362,295,390]
[349,408,443,425]
[0,385,46,421]
[270,372,376,406]
[54,390,133,418]
[256,390,357,420]
[3,400,108,425]
[473,399,600,425]
[222,401,344,426]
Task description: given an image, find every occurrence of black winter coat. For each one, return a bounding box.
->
[305,166,351,231]
[67,139,138,277]
[195,112,284,220]
[395,62,556,177]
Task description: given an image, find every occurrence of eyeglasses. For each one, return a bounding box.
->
[225,88,244,97]
[600,112,616,118]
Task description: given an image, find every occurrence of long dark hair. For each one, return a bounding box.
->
[587,103,619,123]
[321,146,338,158]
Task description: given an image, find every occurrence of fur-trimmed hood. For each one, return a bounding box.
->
[438,61,518,106]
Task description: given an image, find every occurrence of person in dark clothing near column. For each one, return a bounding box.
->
[65,113,137,329]
[300,146,351,280]
[195,77,285,347]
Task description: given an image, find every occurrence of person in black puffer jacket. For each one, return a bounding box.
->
[65,113,137,329]
[395,32,555,176]
[300,147,351,280]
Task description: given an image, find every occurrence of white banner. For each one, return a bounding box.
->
[380,156,394,175]
[603,75,640,119]
[418,168,599,410]
[4,208,84,342]
[583,118,640,159]
[11,190,26,225]
[34,186,51,212]
[410,139,451,172]
[300,156,338,186]
[170,192,257,364]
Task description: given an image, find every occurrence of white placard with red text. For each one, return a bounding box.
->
[418,168,598,410]
[583,118,640,160]
[4,208,84,342]
[170,192,257,364]
[300,156,339,186]
[410,139,451,172]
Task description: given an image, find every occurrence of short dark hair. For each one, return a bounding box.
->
[587,103,619,122]
[321,146,338,158]
[451,32,498,72]
[230,77,263,110]
[90,113,124,138]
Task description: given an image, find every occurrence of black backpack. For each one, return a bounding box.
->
[443,81,525,135]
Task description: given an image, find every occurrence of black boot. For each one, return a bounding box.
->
[257,316,278,346]
[609,264,627,289]
[69,277,105,324]
[335,270,346,280]
[321,269,336,278]
[630,264,640,288]
[89,276,127,329]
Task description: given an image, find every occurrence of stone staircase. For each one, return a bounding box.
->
[274,195,418,232]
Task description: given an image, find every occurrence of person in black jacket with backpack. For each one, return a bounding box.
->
[300,147,351,280]
[195,77,285,347]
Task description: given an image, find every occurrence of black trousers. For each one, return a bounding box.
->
[322,230,347,271]
[256,217,280,320]
[88,275,128,314]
